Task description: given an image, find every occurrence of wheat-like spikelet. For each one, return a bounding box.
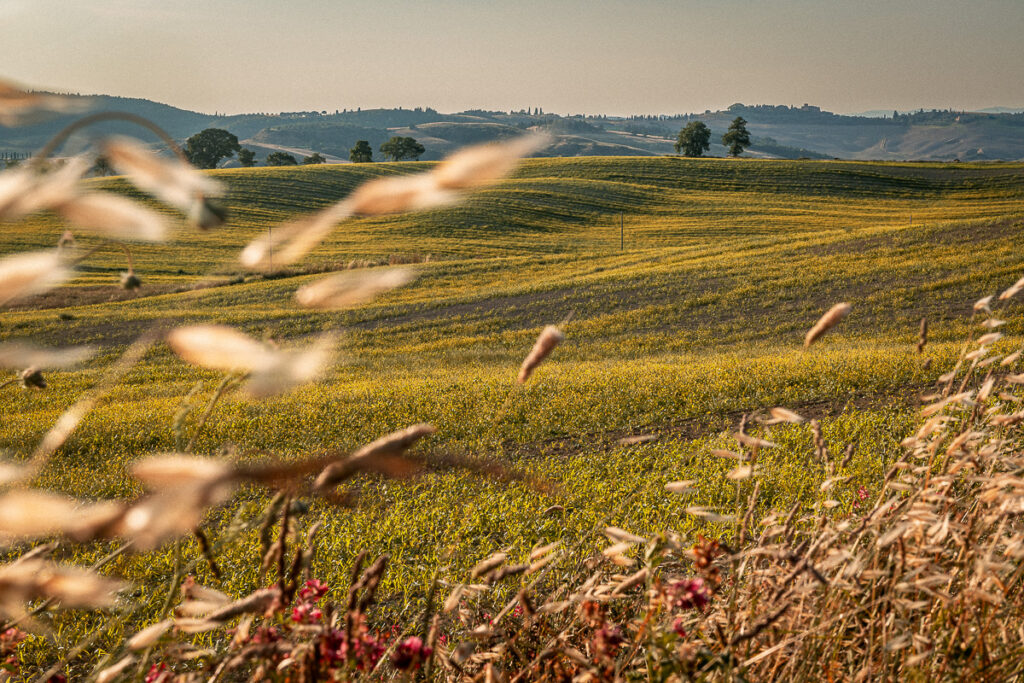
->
[101,135,223,214]
[57,192,169,242]
[804,302,851,347]
[0,78,85,125]
[0,250,71,307]
[294,267,416,309]
[517,325,565,383]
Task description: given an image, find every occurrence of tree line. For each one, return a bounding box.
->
[170,121,753,169]
[177,129,429,168]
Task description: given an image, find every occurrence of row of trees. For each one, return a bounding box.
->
[180,128,430,167]
[184,121,751,167]
[674,117,751,157]
[349,136,425,163]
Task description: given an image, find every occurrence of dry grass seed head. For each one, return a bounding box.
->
[471,552,508,579]
[432,134,549,190]
[804,302,852,347]
[518,325,565,383]
[101,135,223,212]
[999,276,1024,301]
[166,325,336,397]
[166,325,277,372]
[314,423,436,491]
[665,480,697,495]
[604,527,645,544]
[0,490,124,542]
[0,157,89,221]
[57,192,169,242]
[769,407,806,424]
[243,331,337,398]
[0,250,71,307]
[0,78,85,125]
[131,454,234,490]
[974,295,994,313]
[728,465,754,480]
[617,433,658,446]
[347,172,458,217]
[96,656,136,683]
[238,204,352,271]
[294,267,416,310]
[127,619,173,650]
[0,559,126,612]
[0,342,96,370]
[111,480,237,551]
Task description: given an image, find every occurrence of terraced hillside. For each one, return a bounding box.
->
[2,157,1024,668]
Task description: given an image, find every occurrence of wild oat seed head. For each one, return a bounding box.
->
[295,267,416,310]
[804,302,851,347]
[0,342,95,370]
[57,192,170,242]
[101,135,223,212]
[517,325,565,383]
[0,157,88,222]
[131,454,233,490]
[166,325,278,373]
[239,204,352,271]
[0,78,86,126]
[433,134,550,190]
[999,276,1024,301]
[769,407,806,424]
[0,250,71,307]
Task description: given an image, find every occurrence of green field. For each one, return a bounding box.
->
[2,156,1024,670]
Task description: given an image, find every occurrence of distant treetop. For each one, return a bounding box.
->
[380,136,425,161]
[184,128,240,169]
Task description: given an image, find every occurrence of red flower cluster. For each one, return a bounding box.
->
[317,614,385,671]
[291,603,324,623]
[391,635,433,671]
[298,578,329,602]
[145,662,169,683]
[664,577,710,611]
[292,579,328,623]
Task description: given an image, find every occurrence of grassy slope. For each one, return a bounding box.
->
[2,157,1024,663]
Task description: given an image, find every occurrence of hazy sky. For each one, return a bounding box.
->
[2,0,1022,116]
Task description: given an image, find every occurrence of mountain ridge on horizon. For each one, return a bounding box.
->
[3,91,1024,163]
[25,87,1024,121]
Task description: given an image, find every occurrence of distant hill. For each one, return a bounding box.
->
[2,94,1023,163]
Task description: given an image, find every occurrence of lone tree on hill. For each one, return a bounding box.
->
[237,148,257,167]
[266,151,298,166]
[349,140,373,163]
[302,153,326,165]
[184,128,240,169]
[675,121,711,157]
[380,136,425,161]
[91,155,113,176]
[721,116,751,157]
